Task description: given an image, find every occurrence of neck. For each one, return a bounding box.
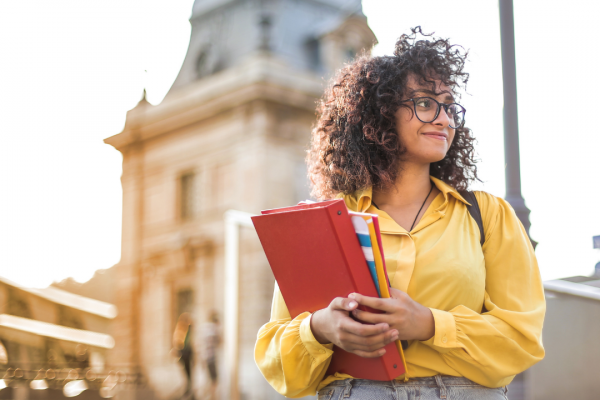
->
[373,163,432,207]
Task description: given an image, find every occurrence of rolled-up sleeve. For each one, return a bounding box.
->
[254,284,334,398]
[420,192,546,387]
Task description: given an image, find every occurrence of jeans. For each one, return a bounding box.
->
[317,376,509,400]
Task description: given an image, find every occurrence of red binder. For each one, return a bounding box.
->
[252,199,405,381]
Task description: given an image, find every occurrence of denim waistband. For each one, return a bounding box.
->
[324,375,484,388]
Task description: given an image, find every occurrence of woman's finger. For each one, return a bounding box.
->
[389,288,405,300]
[351,348,386,358]
[339,330,399,351]
[339,317,389,337]
[329,297,358,312]
[351,309,390,325]
[349,293,395,312]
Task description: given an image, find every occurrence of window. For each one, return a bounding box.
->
[176,289,194,319]
[180,172,198,220]
[305,38,321,71]
[196,50,209,79]
[6,288,32,318]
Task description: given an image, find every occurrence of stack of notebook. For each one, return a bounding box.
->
[349,211,391,298]
[252,199,407,381]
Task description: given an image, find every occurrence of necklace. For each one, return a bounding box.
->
[409,182,434,231]
[371,181,434,231]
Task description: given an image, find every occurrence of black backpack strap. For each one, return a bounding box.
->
[459,190,485,246]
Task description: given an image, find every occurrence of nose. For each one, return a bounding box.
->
[433,105,452,127]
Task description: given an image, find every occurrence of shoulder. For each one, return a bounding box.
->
[472,191,515,215]
[472,190,520,239]
[472,191,501,214]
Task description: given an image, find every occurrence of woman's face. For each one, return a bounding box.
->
[395,74,456,166]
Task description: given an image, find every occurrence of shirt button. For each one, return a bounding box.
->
[442,336,448,344]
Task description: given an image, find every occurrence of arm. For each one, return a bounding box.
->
[420,193,545,386]
[255,284,397,397]
[254,285,332,398]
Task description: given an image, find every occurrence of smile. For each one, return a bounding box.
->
[422,131,448,141]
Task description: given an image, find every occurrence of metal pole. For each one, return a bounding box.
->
[499,0,536,248]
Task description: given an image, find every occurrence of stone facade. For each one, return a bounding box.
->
[104,1,376,399]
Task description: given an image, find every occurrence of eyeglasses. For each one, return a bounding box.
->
[401,97,466,129]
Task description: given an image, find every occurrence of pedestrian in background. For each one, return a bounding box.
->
[173,312,195,400]
[202,310,220,400]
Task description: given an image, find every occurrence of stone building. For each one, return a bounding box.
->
[103,1,376,399]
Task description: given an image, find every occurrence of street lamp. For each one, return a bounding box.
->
[498,0,537,248]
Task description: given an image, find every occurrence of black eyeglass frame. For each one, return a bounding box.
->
[401,97,466,129]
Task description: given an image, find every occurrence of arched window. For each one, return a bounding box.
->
[196,49,209,79]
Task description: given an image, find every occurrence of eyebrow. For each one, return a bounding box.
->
[410,89,455,103]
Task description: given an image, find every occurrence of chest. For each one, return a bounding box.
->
[381,211,486,311]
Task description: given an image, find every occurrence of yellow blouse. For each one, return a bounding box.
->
[254,177,545,398]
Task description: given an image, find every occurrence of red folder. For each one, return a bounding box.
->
[252,199,405,381]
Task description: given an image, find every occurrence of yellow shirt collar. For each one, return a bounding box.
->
[341,176,471,213]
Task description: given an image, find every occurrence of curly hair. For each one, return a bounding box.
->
[307,27,479,200]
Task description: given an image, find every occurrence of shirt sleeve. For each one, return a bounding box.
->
[254,283,335,398]
[420,192,546,387]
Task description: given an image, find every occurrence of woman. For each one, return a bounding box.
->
[255,28,545,399]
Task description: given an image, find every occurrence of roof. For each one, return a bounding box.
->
[170,0,368,92]
[544,279,600,301]
[0,314,115,349]
[0,276,117,319]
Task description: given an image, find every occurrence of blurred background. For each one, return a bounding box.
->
[0,0,599,399]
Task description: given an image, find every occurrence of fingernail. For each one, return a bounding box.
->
[348,301,357,308]
[348,293,356,299]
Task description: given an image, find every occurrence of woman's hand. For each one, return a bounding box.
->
[349,288,435,341]
[310,297,399,358]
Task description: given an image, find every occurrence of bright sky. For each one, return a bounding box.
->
[0,0,598,288]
